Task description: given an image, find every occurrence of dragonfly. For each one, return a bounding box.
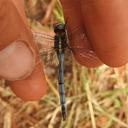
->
[33,23,89,120]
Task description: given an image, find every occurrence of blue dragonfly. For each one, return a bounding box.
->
[33,23,89,120]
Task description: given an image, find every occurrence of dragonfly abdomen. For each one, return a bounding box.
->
[53,23,68,120]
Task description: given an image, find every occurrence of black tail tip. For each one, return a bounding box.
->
[62,105,66,121]
[62,111,66,121]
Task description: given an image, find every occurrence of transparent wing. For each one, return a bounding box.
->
[32,31,59,76]
[41,51,59,75]
[33,31,94,60]
[67,46,98,59]
[32,31,55,55]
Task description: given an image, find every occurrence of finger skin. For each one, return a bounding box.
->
[61,0,128,67]
[60,0,102,67]
[0,0,47,100]
[81,0,128,67]
[0,41,35,81]
[8,62,47,101]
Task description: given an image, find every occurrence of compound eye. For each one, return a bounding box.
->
[53,23,65,33]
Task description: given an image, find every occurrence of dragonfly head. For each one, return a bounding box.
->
[54,23,65,34]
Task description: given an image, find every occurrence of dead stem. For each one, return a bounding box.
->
[41,0,57,24]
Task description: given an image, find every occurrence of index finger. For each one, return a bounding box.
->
[60,0,102,67]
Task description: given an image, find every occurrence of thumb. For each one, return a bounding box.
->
[8,62,47,101]
[60,0,102,67]
[0,0,47,101]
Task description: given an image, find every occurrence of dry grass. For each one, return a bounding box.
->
[0,0,128,128]
[0,62,128,128]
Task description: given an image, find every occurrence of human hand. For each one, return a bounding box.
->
[60,0,128,67]
[0,0,47,101]
[1,0,128,101]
